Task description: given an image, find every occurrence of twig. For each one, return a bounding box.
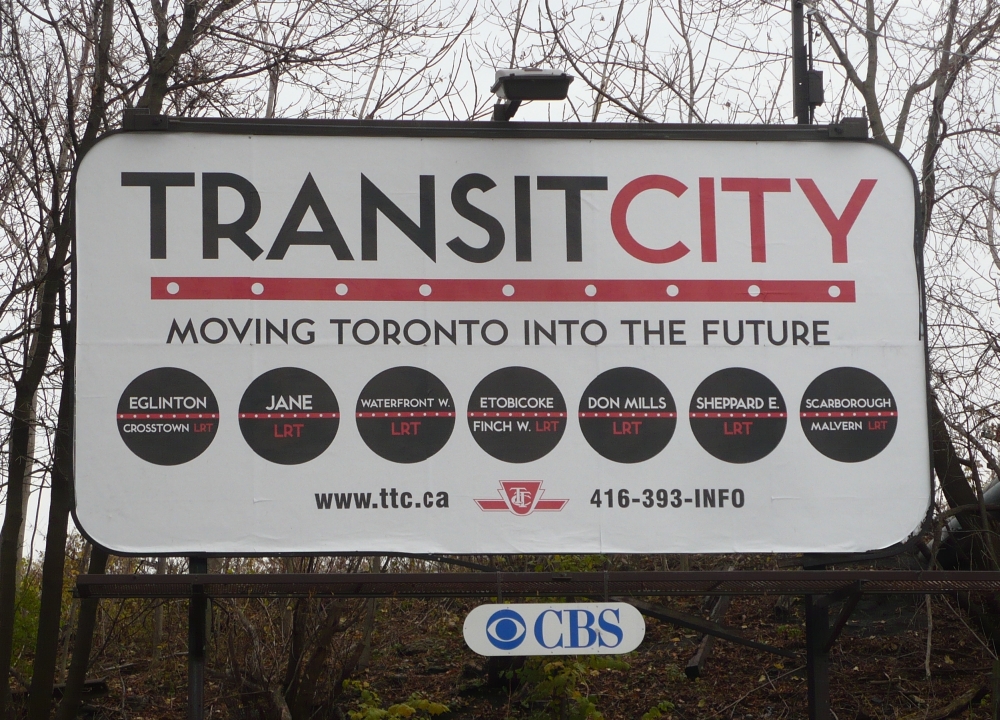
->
[707,665,804,718]
[897,685,987,720]
[941,597,998,660]
[925,594,933,678]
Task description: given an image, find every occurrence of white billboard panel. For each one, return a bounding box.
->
[74,123,930,554]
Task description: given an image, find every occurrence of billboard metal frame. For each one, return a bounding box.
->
[76,567,1000,720]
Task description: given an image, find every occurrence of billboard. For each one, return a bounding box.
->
[74,122,930,554]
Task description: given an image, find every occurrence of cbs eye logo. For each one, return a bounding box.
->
[486,609,527,650]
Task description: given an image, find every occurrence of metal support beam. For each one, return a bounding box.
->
[823,591,861,654]
[792,0,809,124]
[188,557,208,720]
[625,597,799,659]
[75,570,1000,600]
[805,595,830,720]
[686,594,732,679]
[492,100,521,122]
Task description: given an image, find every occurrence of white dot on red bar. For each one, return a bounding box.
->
[502,284,515,297]
[584,284,597,297]
[748,284,761,297]
[666,284,679,297]
[251,282,264,295]
[828,285,841,298]
[336,283,348,296]
[166,282,180,295]
[419,284,432,297]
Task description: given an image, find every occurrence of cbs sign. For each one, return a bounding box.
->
[463,603,646,656]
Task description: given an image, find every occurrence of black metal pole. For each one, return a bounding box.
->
[805,595,830,720]
[792,0,809,124]
[188,556,208,720]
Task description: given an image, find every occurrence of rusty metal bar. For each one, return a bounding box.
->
[822,592,862,655]
[75,570,1000,600]
[686,594,732,679]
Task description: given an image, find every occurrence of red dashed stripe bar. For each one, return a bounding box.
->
[578,412,677,418]
[238,413,340,419]
[800,411,897,418]
[356,412,456,418]
[117,413,219,420]
[690,412,788,419]
[151,277,856,303]
[467,412,568,418]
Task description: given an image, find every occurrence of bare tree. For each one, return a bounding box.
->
[809,0,1000,584]
[0,0,474,713]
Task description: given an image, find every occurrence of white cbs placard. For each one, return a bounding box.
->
[74,124,930,554]
[463,603,645,656]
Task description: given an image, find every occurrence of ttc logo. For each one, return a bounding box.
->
[474,480,568,516]
[485,606,625,653]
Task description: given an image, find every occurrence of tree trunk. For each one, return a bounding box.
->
[290,605,350,720]
[53,548,108,720]
[26,282,76,720]
[13,268,45,569]
[136,0,201,114]
[13,400,38,567]
[0,229,72,716]
[357,557,380,670]
[57,545,91,684]
[150,557,167,668]
[930,398,980,530]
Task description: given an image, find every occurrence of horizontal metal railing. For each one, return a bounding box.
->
[76,570,1000,600]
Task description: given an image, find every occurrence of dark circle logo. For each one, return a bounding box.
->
[356,367,455,464]
[486,609,527,650]
[239,368,339,465]
[689,368,786,464]
[579,368,677,463]
[468,367,566,463]
[117,368,219,465]
[800,367,898,462]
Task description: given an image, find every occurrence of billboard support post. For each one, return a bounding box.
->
[187,556,207,720]
[805,594,831,720]
[792,0,809,124]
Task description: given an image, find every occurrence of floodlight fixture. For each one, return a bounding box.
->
[491,68,574,122]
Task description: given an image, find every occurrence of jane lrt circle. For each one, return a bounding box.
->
[239,367,339,465]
